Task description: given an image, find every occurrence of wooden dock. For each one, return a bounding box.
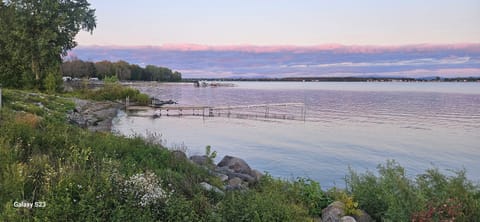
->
[126,102,307,121]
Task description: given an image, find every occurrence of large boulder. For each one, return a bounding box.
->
[322,201,345,222]
[217,155,252,174]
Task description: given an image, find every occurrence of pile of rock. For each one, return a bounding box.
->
[189,154,263,192]
[187,152,373,222]
[322,201,373,222]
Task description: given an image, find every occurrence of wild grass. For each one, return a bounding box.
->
[67,81,150,105]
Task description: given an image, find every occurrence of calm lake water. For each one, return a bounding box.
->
[113,82,480,188]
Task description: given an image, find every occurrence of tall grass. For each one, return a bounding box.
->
[68,81,150,105]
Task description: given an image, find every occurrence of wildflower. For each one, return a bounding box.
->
[122,171,172,207]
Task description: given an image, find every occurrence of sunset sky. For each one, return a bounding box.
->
[73,0,480,78]
[75,0,480,46]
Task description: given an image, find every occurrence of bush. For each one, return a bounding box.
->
[291,178,332,216]
[347,160,480,221]
[412,169,480,221]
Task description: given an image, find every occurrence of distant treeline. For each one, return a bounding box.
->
[61,59,182,81]
[184,76,480,82]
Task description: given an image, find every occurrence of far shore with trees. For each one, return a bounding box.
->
[61,58,182,82]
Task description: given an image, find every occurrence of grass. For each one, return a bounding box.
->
[66,81,150,105]
[0,88,479,221]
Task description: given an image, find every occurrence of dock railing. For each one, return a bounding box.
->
[126,102,307,121]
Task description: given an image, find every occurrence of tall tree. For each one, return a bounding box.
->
[0,0,96,90]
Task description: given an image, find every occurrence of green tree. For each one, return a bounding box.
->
[0,0,96,90]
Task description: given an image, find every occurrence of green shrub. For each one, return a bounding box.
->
[412,168,480,221]
[346,161,419,221]
[291,177,332,216]
[347,160,480,221]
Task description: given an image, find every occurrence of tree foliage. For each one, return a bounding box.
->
[62,58,182,81]
[0,0,96,90]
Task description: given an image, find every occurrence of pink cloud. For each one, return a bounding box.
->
[78,43,480,54]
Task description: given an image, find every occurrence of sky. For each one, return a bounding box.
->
[75,0,480,46]
[72,0,480,78]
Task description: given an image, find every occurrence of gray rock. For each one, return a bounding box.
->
[67,98,123,132]
[225,177,247,191]
[322,201,345,222]
[200,182,224,195]
[214,173,229,182]
[354,210,373,222]
[216,166,234,174]
[217,155,252,175]
[249,169,263,181]
[229,172,255,183]
[228,177,243,187]
[189,155,211,166]
[171,150,187,161]
[340,216,356,222]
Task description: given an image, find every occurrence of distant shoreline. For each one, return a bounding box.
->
[182,76,480,82]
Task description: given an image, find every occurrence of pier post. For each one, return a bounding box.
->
[209,107,213,117]
[265,104,269,118]
[302,104,306,122]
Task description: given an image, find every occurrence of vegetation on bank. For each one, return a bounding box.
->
[66,76,150,105]
[0,88,479,221]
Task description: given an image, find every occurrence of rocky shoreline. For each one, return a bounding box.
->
[67,98,124,132]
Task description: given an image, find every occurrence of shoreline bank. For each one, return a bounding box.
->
[68,98,124,132]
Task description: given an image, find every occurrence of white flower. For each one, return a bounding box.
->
[122,171,172,207]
